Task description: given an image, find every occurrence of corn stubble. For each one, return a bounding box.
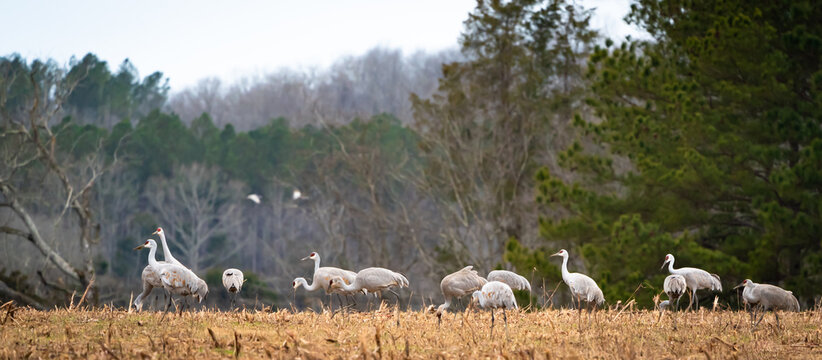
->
[1,307,821,359]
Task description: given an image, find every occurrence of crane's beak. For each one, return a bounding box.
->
[151,230,159,235]
[733,282,745,290]
[134,244,145,250]
[660,260,668,270]
[300,256,310,261]
[550,251,561,257]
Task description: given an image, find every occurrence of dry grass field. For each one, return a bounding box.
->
[1,303,822,359]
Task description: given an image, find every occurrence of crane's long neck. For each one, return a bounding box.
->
[147,245,158,268]
[313,257,320,276]
[158,232,179,265]
[336,279,358,292]
[667,258,678,274]
[300,278,321,292]
[560,254,570,281]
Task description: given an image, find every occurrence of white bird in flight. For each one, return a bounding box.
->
[292,189,304,200]
[661,254,722,311]
[246,193,261,204]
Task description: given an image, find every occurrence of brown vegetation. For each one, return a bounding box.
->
[1,306,821,359]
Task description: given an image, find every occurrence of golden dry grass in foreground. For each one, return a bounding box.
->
[1,306,822,359]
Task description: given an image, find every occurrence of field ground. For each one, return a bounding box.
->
[1,305,822,359]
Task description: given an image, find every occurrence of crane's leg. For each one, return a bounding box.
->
[388,289,401,308]
[675,296,682,312]
[135,283,153,312]
[337,293,345,312]
[686,289,693,311]
[503,308,508,328]
[490,309,495,336]
[692,291,699,311]
[754,311,766,330]
[774,311,781,329]
[576,295,582,330]
[161,294,173,322]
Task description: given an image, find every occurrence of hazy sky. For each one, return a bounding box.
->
[1,0,643,91]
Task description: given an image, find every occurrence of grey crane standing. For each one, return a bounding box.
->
[294,252,359,312]
[734,279,799,329]
[329,267,409,308]
[134,240,207,320]
[661,254,722,311]
[435,266,487,323]
[222,268,244,310]
[659,274,687,329]
[551,249,605,329]
[471,281,517,335]
[134,227,185,311]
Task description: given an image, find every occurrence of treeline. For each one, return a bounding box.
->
[1,0,820,310]
[167,47,461,130]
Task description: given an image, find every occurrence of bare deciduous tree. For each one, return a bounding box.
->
[0,58,117,304]
[145,164,244,272]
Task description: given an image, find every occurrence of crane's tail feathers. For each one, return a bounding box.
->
[395,273,410,288]
[790,294,800,312]
[710,273,723,291]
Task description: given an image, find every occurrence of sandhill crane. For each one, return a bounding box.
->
[222,268,244,309]
[659,274,687,329]
[293,189,306,200]
[661,254,722,310]
[551,249,604,329]
[134,240,207,320]
[471,281,517,333]
[246,194,261,204]
[295,252,359,311]
[664,274,687,310]
[329,267,409,307]
[487,270,531,292]
[133,227,184,311]
[734,279,799,329]
[435,266,487,323]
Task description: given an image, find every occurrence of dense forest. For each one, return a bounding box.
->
[1,0,820,310]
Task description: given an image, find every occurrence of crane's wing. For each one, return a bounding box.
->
[488,270,531,291]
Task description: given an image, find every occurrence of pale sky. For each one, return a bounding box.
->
[0,0,643,91]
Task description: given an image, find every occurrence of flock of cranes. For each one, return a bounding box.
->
[132,226,801,330]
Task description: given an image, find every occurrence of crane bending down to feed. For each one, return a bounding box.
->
[222,268,244,309]
[487,270,531,292]
[734,279,799,329]
[134,240,207,320]
[435,266,487,323]
[134,227,185,311]
[471,281,517,334]
[293,252,359,311]
[551,249,605,329]
[658,274,687,329]
[661,254,722,311]
[329,267,409,308]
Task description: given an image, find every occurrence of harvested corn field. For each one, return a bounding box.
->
[2,306,822,359]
